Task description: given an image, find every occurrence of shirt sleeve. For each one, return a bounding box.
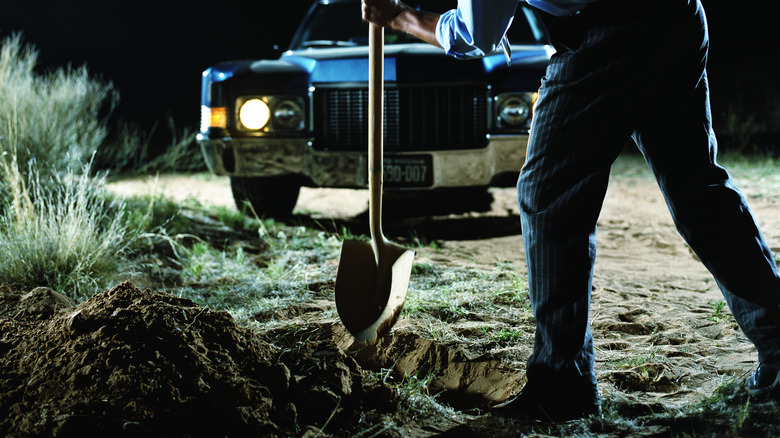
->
[435,0,519,59]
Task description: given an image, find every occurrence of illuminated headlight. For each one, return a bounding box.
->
[495,93,537,130]
[236,96,305,133]
[239,98,271,130]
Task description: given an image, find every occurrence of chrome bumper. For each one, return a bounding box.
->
[197,134,528,189]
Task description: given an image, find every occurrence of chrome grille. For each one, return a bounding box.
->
[313,85,489,152]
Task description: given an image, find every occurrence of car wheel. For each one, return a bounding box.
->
[230,176,300,219]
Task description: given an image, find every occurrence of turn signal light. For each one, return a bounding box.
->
[201,106,227,131]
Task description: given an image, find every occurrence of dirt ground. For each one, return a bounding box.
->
[2,155,779,437]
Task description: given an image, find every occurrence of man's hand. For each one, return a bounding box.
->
[362,0,406,28]
[361,0,442,47]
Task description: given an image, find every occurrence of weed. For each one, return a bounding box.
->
[211,205,258,232]
[411,262,437,276]
[492,274,532,312]
[708,300,727,322]
[182,241,211,279]
[259,219,339,253]
[338,226,366,242]
[667,374,777,436]
[391,360,456,423]
[492,327,524,344]
[264,255,299,283]
[735,396,751,432]
[430,320,446,340]
[117,193,181,236]
[409,234,440,250]
[400,293,428,319]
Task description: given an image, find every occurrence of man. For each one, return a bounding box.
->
[362,0,780,422]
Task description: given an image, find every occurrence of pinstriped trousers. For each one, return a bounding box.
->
[517,0,780,391]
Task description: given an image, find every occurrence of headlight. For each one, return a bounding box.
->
[239,98,271,130]
[236,96,306,133]
[272,99,304,130]
[495,93,537,130]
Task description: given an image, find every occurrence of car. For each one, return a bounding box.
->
[197,0,552,219]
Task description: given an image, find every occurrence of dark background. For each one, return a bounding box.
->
[1,0,778,156]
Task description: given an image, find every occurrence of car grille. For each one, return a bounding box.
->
[312,85,489,152]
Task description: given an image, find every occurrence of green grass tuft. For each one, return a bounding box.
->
[0,155,129,298]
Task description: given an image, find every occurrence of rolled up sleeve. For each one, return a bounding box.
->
[435,0,519,59]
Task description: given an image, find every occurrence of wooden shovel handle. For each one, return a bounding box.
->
[368,24,384,246]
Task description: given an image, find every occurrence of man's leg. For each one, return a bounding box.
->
[514,1,659,417]
[632,1,780,367]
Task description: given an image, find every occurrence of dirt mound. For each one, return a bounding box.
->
[0,282,393,437]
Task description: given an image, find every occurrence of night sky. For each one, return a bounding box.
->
[1,0,778,152]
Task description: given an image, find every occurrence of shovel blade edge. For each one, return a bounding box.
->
[366,246,414,342]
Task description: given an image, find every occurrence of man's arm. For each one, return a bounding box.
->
[363,0,518,59]
[362,0,442,47]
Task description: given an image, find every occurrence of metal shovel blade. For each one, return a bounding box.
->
[335,240,414,343]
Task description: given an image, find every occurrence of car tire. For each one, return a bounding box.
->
[230,176,300,219]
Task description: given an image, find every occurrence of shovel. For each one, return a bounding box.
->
[335,24,415,343]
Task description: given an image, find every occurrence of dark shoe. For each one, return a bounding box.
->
[492,385,601,422]
[746,361,780,398]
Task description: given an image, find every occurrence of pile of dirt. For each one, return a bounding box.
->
[0,282,394,437]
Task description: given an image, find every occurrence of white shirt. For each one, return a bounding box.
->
[435,0,597,59]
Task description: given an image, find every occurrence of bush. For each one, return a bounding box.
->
[0,34,131,298]
[0,33,117,176]
[0,155,129,299]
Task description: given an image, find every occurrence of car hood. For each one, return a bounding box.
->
[276,44,551,83]
[274,43,551,83]
[206,43,551,97]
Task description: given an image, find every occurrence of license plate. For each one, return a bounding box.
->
[384,155,433,187]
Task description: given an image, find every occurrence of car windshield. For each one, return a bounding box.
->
[289,1,546,50]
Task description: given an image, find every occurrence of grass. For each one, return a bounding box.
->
[492,327,524,344]
[403,262,531,319]
[719,153,780,201]
[0,155,129,298]
[109,196,342,321]
[606,350,658,370]
[649,376,780,437]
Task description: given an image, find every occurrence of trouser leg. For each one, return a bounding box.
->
[517,2,645,389]
[636,80,780,363]
[632,2,780,363]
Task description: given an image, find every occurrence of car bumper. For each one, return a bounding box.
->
[197,134,528,189]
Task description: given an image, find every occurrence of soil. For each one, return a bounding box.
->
[2,156,780,437]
